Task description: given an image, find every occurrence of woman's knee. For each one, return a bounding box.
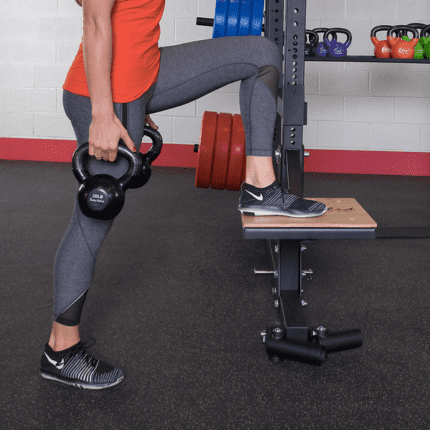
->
[257,65,279,100]
[253,36,282,73]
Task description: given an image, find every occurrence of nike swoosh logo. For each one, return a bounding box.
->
[245,190,263,201]
[45,352,65,370]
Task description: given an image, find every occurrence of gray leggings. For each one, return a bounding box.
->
[55,35,282,326]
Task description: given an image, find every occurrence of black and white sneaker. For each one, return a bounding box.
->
[40,338,124,390]
[238,181,327,218]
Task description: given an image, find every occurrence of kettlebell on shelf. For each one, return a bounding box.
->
[403,23,426,59]
[371,25,396,58]
[324,28,352,58]
[305,30,318,56]
[387,25,419,59]
[420,24,430,59]
[312,28,336,57]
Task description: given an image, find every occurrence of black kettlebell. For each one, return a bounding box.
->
[305,30,318,56]
[72,142,143,220]
[127,126,163,189]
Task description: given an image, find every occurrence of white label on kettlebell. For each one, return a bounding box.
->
[90,193,105,203]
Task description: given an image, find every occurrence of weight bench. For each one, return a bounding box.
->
[195,0,378,364]
[242,198,377,364]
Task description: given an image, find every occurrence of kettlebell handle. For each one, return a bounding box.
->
[305,30,318,46]
[388,25,419,40]
[407,23,426,31]
[312,28,337,42]
[421,24,430,38]
[371,25,396,40]
[72,142,143,190]
[143,125,163,164]
[324,28,352,47]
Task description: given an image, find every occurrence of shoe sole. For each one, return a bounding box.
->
[40,370,124,390]
[239,207,327,218]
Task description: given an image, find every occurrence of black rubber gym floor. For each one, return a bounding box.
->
[1,159,429,430]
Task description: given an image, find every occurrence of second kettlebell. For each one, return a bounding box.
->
[127,126,163,189]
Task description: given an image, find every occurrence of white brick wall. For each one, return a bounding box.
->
[0,0,429,152]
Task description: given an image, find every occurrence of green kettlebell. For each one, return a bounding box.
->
[421,24,430,59]
[402,23,426,59]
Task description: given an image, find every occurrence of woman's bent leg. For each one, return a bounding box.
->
[147,36,282,162]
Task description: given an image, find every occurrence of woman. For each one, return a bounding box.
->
[40,0,326,390]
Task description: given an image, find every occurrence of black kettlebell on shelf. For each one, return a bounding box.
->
[128,126,163,189]
[305,30,318,56]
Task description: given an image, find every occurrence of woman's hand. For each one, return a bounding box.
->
[88,114,137,162]
[145,115,159,130]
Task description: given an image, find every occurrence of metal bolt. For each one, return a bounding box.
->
[254,269,274,275]
[275,245,279,253]
[301,245,307,252]
[301,269,313,280]
[272,287,277,295]
[301,300,307,307]
[274,328,283,334]
[274,300,279,308]
[304,151,310,157]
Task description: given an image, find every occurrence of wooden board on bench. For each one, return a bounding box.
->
[241,198,377,229]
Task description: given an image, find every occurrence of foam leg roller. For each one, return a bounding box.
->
[317,329,363,353]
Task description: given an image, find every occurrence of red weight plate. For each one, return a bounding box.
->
[195,111,218,188]
[211,113,232,190]
[226,114,246,191]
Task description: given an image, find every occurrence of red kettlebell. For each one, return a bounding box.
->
[388,25,419,59]
[371,25,397,58]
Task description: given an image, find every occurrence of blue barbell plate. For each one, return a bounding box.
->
[213,0,228,38]
[226,0,240,37]
[238,0,252,36]
[250,0,264,36]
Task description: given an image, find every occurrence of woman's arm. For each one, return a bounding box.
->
[82,0,116,120]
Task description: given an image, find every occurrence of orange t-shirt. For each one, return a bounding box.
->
[63,0,165,104]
